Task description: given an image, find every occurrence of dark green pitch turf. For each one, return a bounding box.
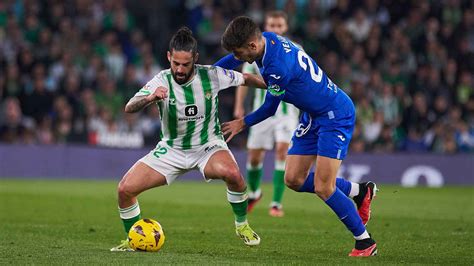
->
[0,179,473,264]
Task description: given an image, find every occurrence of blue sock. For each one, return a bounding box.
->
[325,187,366,237]
[298,172,315,193]
[298,173,351,197]
[336,178,351,196]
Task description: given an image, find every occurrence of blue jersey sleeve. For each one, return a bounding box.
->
[213,54,243,70]
[243,91,281,127]
[265,63,291,98]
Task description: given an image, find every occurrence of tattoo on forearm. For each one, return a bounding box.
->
[125,96,151,113]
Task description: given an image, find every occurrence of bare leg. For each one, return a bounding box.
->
[118,162,167,208]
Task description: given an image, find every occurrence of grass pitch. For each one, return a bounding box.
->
[0,178,473,265]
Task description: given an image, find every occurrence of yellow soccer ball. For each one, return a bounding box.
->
[128,218,165,252]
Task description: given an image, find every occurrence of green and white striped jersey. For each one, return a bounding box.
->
[134,64,244,150]
[242,62,299,119]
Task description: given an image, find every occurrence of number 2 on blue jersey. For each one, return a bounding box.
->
[297,50,338,93]
[298,50,322,82]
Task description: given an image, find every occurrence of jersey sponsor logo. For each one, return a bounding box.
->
[204,143,223,153]
[178,115,204,122]
[185,105,198,116]
[270,74,281,80]
[268,84,285,96]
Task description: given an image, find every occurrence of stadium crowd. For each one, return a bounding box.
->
[0,0,473,153]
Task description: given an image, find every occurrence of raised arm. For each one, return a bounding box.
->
[125,87,168,113]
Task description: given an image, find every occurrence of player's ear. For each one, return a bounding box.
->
[194,52,199,63]
[248,41,257,51]
[167,51,171,63]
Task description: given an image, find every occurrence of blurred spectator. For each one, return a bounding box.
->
[373,83,399,125]
[95,79,124,118]
[345,8,372,43]
[0,97,35,143]
[0,0,471,154]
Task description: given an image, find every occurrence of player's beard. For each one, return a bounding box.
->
[172,65,195,85]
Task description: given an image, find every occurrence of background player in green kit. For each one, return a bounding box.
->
[233,11,299,217]
[110,27,266,251]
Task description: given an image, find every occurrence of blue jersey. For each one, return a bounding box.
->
[215,32,354,127]
[253,32,354,124]
[214,32,356,160]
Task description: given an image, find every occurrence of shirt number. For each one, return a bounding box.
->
[297,50,322,83]
[152,144,168,158]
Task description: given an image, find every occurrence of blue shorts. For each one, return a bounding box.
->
[288,111,355,160]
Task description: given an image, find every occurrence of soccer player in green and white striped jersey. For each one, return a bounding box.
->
[110,27,266,251]
[233,11,299,217]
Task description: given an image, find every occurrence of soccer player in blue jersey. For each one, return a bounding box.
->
[215,16,378,256]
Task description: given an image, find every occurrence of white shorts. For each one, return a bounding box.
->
[247,116,299,150]
[139,139,232,184]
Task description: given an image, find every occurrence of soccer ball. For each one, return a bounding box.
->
[128,218,165,252]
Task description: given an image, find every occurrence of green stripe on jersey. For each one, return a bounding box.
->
[199,69,212,144]
[213,97,222,138]
[166,74,178,147]
[281,102,288,115]
[182,83,196,149]
[157,101,164,139]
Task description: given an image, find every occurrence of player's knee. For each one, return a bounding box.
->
[284,175,302,191]
[275,148,287,161]
[275,152,286,162]
[117,181,135,199]
[248,157,262,168]
[221,166,244,185]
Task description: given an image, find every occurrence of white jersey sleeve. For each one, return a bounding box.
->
[213,66,244,92]
[133,71,167,97]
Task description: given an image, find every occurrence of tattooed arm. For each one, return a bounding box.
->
[124,87,168,113]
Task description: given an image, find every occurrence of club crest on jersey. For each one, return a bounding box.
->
[205,92,212,100]
[268,84,285,96]
[169,98,176,105]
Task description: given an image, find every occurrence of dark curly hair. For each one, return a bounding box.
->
[169,26,197,55]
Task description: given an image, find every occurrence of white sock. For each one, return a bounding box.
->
[354,230,370,240]
[119,202,141,219]
[349,182,360,198]
[248,188,261,199]
[235,220,248,227]
[269,201,282,208]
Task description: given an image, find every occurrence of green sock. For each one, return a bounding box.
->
[119,202,142,234]
[272,160,286,204]
[227,189,248,223]
[247,164,263,193]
